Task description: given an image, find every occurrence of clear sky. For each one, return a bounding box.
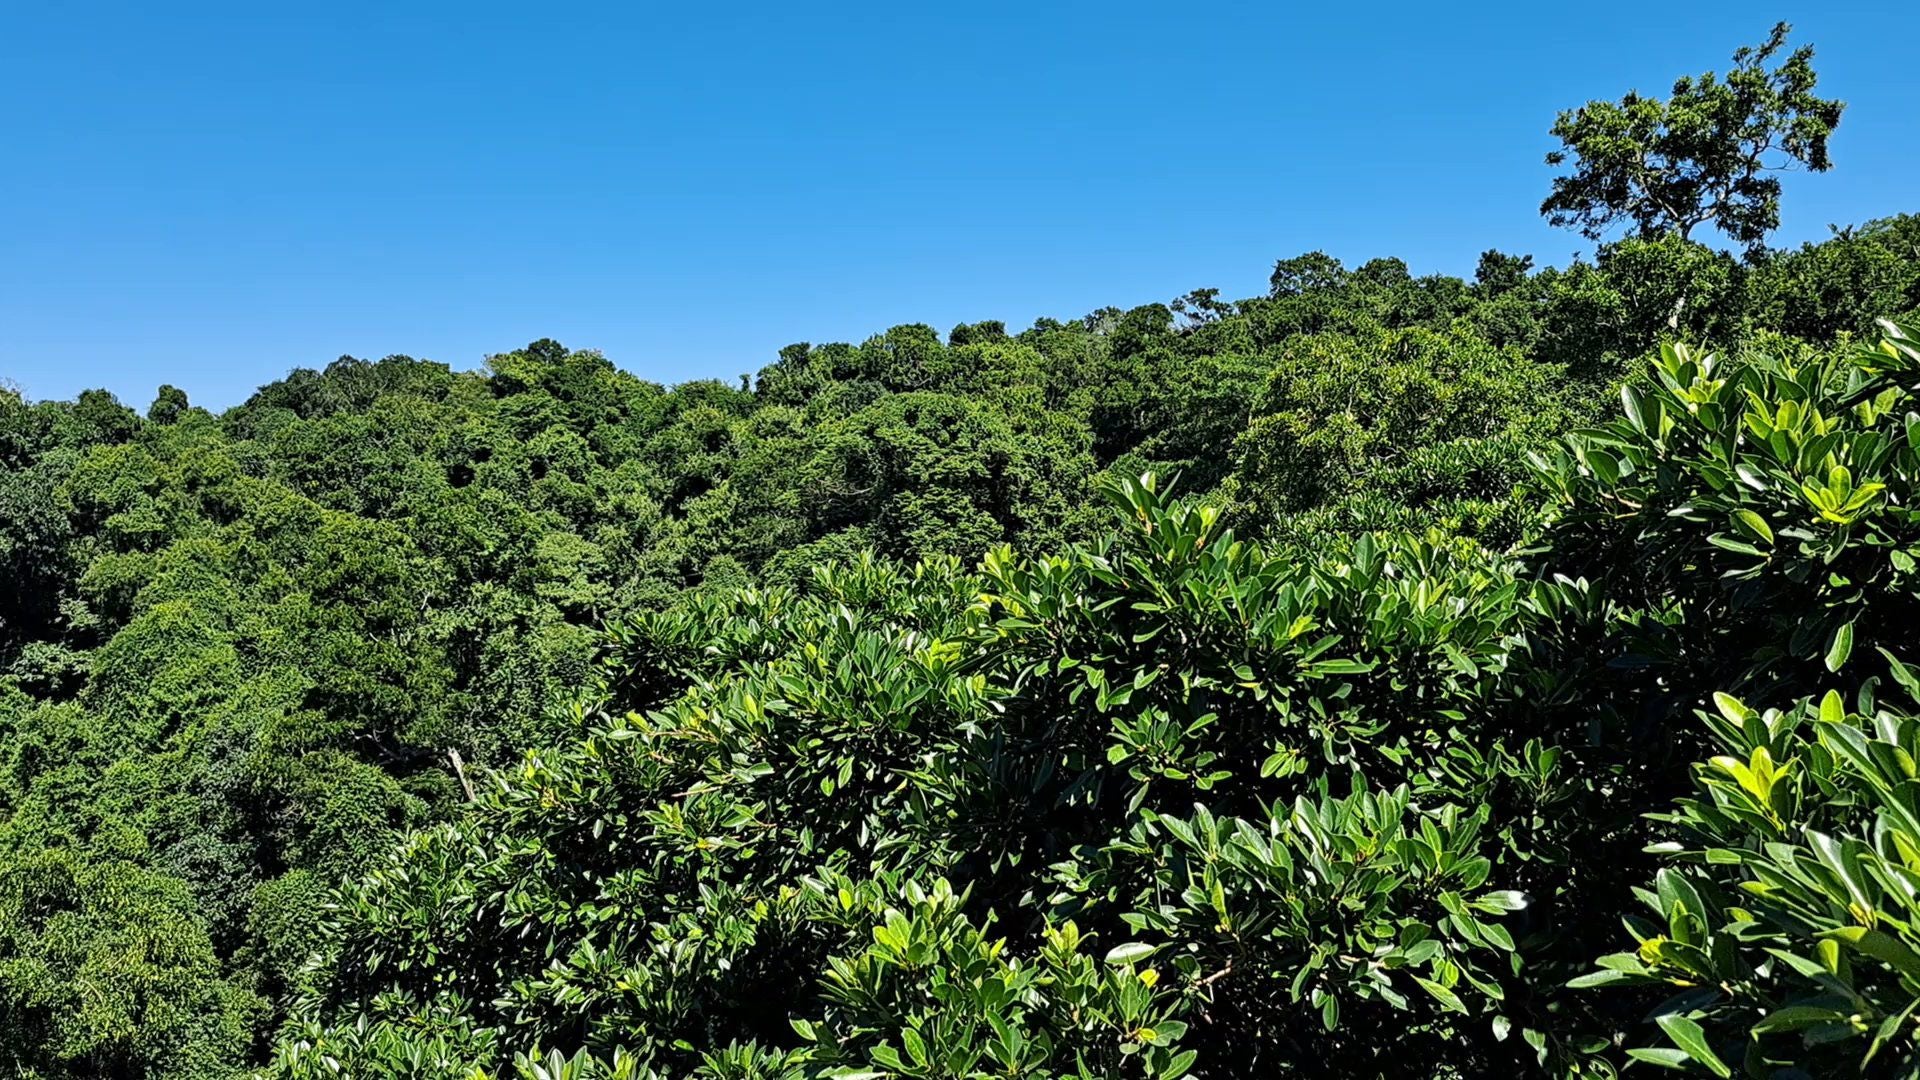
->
[3,1,1916,410]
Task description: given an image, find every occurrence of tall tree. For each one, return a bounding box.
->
[1541,23,1844,252]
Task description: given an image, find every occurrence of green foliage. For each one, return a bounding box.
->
[5,278,1914,1079]
[265,473,1560,1076]
[1745,216,1920,341]
[1542,22,1844,251]
[0,848,261,1079]
[1230,321,1572,545]
[1531,318,1920,1073]
[257,316,1920,1078]
[0,29,1909,1074]
[1573,679,1920,1075]
[1535,323,1920,703]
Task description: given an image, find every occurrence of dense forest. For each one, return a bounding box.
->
[5,23,1920,1079]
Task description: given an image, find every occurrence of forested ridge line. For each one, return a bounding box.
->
[5,22,1920,1079]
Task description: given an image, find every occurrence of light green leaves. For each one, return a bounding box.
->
[1584,661,1920,1074]
[1827,620,1856,672]
[1105,942,1160,966]
[1655,1014,1730,1077]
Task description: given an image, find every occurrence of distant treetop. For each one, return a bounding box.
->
[1541,22,1845,253]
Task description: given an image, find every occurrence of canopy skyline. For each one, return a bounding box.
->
[3,0,1916,409]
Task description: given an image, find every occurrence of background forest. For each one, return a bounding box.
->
[5,23,1920,1079]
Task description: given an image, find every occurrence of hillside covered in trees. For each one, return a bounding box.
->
[6,23,1920,1079]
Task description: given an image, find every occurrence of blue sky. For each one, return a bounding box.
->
[3,1,1916,409]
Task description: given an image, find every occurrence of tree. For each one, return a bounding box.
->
[0,849,261,1078]
[1231,322,1568,529]
[146,386,190,425]
[1472,250,1534,296]
[1541,23,1844,252]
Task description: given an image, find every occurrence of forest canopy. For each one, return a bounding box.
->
[5,22,1920,1080]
